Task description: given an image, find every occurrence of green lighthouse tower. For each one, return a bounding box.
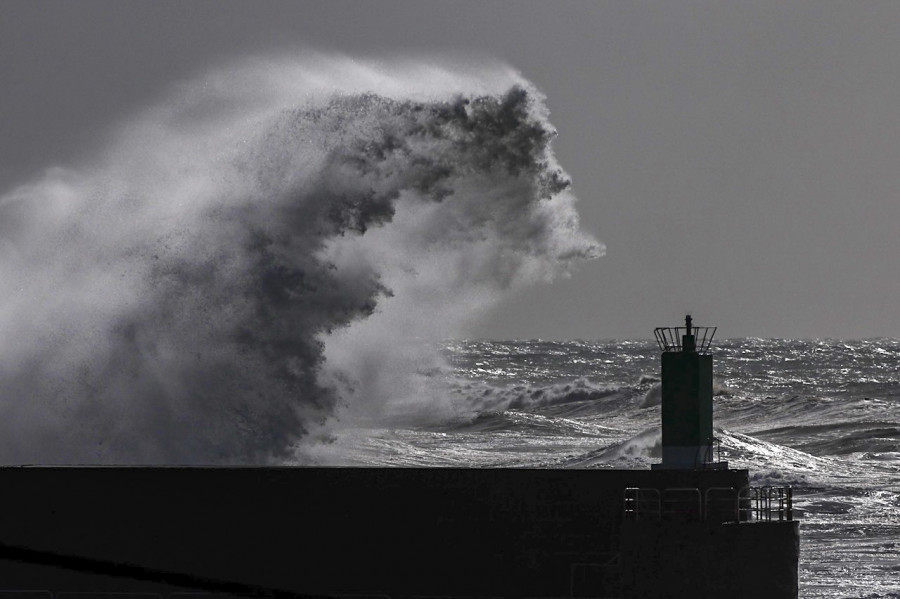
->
[652,314,722,469]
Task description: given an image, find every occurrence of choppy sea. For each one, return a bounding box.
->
[316,338,900,599]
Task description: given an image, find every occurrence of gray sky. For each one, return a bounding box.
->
[3,0,900,340]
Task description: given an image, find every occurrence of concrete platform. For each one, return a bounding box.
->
[0,466,796,598]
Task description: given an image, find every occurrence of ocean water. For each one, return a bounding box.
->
[314,337,900,599]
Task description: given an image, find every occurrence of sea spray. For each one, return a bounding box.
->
[0,56,601,464]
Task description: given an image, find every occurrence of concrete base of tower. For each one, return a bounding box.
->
[655,444,725,469]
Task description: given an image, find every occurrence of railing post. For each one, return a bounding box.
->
[663,488,701,521]
[703,487,736,522]
[736,486,794,523]
[624,487,661,521]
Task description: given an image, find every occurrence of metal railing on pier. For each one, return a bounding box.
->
[739,486,793,522]
[624,485,793,523]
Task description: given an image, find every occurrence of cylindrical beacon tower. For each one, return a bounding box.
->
[652,315,719,469]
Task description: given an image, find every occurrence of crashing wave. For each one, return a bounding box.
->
[0,56,601,464]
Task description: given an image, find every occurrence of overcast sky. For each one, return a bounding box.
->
[3,1,900,340]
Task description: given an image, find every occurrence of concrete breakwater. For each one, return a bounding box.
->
[0,466,796,597]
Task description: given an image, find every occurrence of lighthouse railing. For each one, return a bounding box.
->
[653,326,717,354]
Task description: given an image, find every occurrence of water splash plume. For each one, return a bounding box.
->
[0,56,602,464]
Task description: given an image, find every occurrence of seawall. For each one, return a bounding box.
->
[0,466,796,597]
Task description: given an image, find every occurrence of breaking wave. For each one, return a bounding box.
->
[450,377,631,414]
[0,56,601,464]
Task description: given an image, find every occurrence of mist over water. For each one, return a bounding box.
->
[0,56,601,464]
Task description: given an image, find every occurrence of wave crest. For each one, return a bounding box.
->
[0,57,601,464]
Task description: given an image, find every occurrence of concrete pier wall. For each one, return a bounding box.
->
[0,467,796,597]
[621,520,799,598]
